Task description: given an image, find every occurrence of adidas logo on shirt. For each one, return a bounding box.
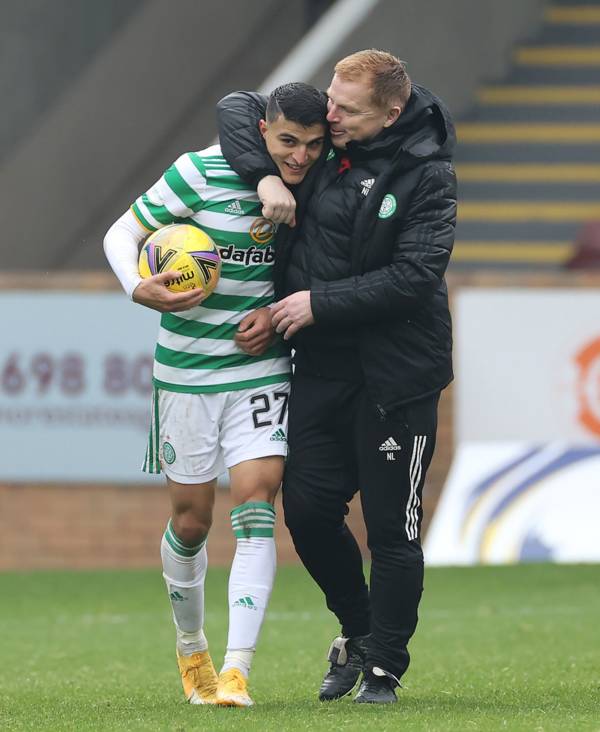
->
[270,428,287,442]
[360,178,375,196]
[224,200,245,215]
[379,437,402,452]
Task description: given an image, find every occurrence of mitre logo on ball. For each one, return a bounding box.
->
[138,224,221,294]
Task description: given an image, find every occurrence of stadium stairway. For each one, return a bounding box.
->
[453,0,600,270]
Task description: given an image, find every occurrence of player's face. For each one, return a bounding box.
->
[260,116,326,185]
[326,73,401,149]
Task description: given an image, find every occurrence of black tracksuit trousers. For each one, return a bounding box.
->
[282,372,439,679]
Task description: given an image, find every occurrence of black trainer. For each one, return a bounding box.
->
[354,666,400,704]
[318,635,369,701]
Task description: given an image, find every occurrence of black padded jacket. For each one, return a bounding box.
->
[216,85,457,415]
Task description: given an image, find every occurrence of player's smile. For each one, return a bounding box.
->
[284,159,308,177]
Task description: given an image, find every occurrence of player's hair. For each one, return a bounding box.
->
[334,49,412,110]
[266,82,328,128]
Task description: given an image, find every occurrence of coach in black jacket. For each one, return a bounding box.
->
[218,50,457,704]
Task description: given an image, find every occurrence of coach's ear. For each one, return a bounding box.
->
[259,119,268,138]
[382,104,402,128]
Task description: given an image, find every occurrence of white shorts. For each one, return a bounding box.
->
[143,382,289,483]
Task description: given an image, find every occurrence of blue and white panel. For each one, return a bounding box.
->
[424,442,600,565]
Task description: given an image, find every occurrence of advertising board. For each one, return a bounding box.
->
[0,292,159,481]
[426,289,600,564]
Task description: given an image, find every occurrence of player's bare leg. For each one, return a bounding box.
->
[215,456,283,707]
[163,477,218,704]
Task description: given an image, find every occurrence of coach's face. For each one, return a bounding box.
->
[326,73,401,148]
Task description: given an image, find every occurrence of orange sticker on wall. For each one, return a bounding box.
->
[575,337,600,437]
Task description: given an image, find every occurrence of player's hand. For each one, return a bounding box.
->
[132,271,207,312]
[257,176,296,227]
[235,307,276,355]
[271,291,314,341]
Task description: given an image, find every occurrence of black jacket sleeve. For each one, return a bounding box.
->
[310,161,457,324]
[216,91,279,187]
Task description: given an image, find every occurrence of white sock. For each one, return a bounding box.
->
[222,649,255,678]
[221,502,276,676]
[161,519,209,656]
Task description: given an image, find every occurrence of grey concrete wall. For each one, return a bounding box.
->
[309,0,545,118]
[0,0,143,162]
[0,0,306,271]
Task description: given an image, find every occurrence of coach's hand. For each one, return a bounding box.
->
[235,307,275,355]
[132,271,207,312]
[271,291,314,341]
[257,176,296,227]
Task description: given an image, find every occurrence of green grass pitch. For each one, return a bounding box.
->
[1,563,598,731]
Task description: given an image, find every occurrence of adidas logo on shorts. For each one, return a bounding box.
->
[269,428,287,442]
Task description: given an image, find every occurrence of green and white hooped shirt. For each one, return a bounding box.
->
[131,145,290,393]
